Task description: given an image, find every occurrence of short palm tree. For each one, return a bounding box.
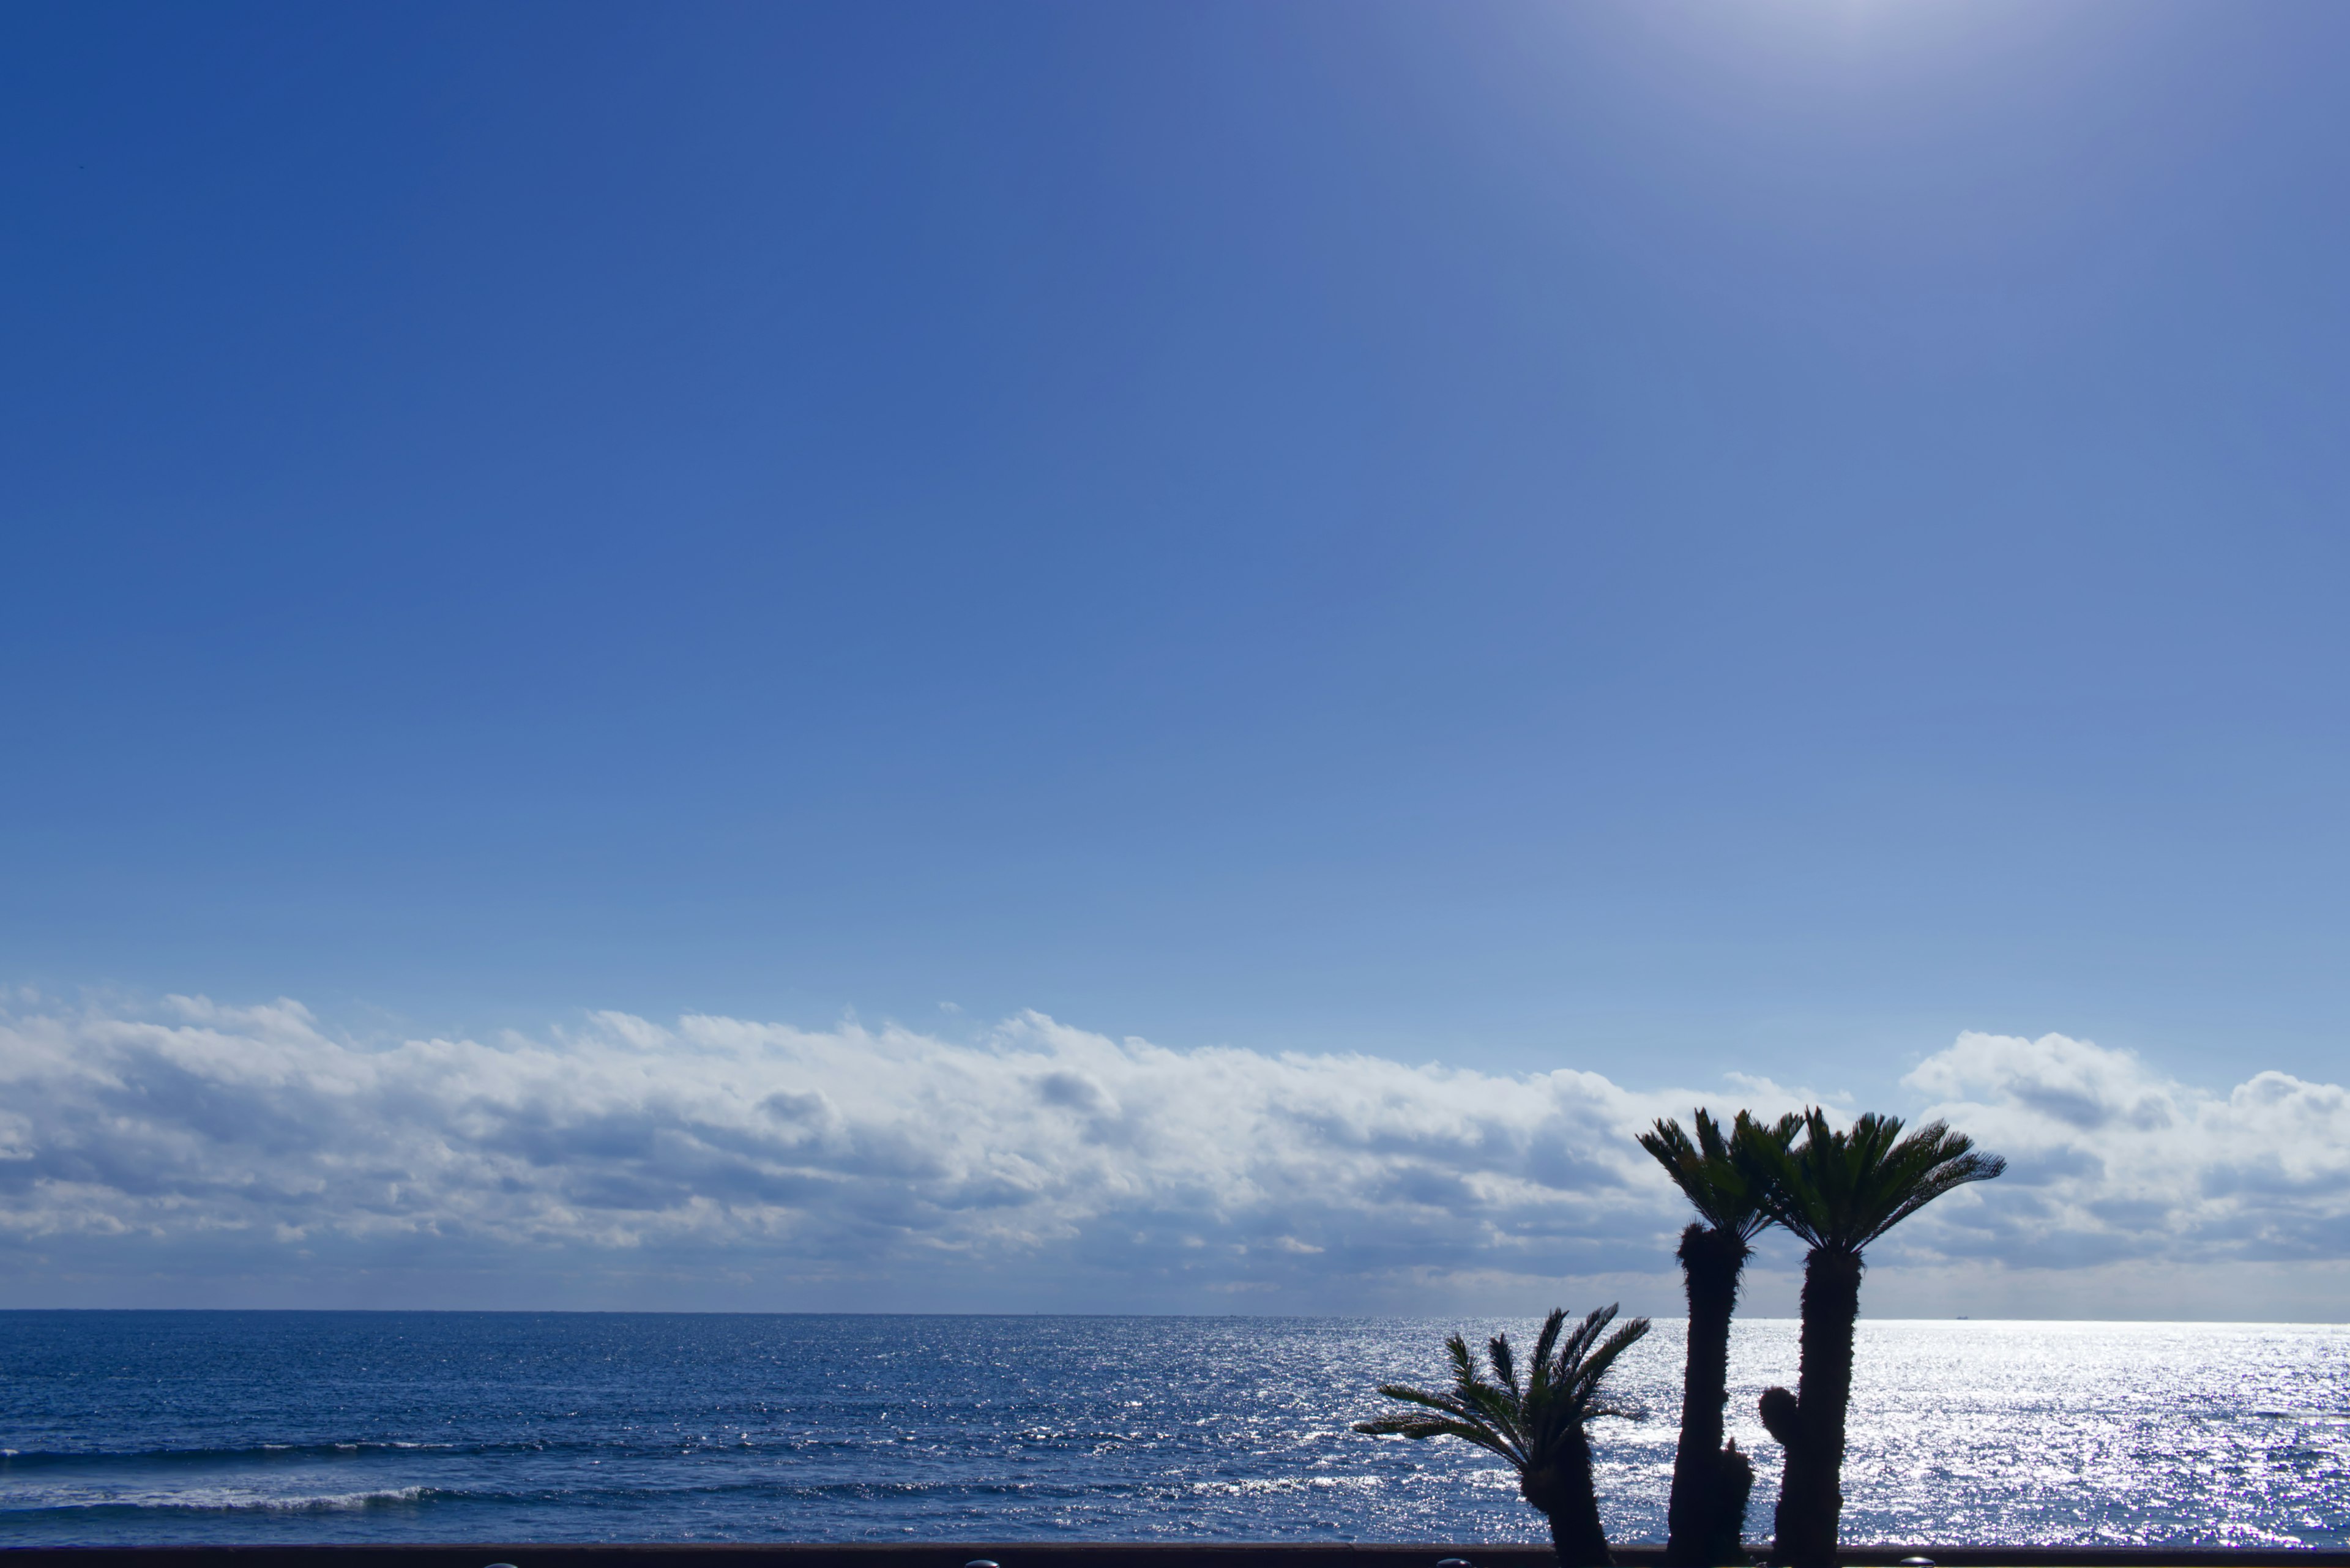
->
[1740,1110,2004,1567]
[1356,1305,1651,1567]
[1639,1108,1802,1566]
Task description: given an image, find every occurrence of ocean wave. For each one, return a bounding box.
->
[2,1485,436,1516]
[0,1439,538,1470]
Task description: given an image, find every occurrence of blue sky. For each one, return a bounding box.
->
[5,2,2349,1311]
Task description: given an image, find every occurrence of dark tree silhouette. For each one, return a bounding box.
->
[1741,1111,2005,1567]
[1357,1305,1652,1566]
[1639,1109,1802,1566]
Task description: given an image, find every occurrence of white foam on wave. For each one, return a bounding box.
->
[6,1485,433,1515]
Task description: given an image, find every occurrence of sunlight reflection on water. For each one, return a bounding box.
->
[0,1313,2342,1545]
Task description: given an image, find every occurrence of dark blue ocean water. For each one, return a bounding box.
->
[1,1313,2344,1547]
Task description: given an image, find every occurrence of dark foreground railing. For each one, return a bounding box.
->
[3,1546,2346,1568]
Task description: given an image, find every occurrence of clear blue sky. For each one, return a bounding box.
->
[6,0,2348,1100]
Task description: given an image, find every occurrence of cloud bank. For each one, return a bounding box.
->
[0,997,2342,1314]
[1904,1031,2350,1268]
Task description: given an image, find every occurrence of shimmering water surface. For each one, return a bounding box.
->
[1,1313,2343,1546]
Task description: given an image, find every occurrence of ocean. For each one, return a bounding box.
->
[0,1313,2343,1547]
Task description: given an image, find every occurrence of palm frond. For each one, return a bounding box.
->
[1743,1108,2005,1253]
[1573,1318,1652,1419]
[1370,1382,1475,1418]
[1523,1306,1567,1407]
[1490,1330,1520,1397]
[1639,1108,1801,1241]
[1456,1380,1525,1439]
[1357,1305,1647,1482]
[1352,1414,1519,1458]
[1531,1306,1567,1377]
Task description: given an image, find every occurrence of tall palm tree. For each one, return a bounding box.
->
[1741,1110,2004,1568]
[1357,1305,1652,1567]
[1639,1108,1803,1567]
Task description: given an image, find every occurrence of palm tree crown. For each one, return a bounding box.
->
[1638,1108,1802,1241]
[1359,1305,1652,1565]
[1742,1109,2005,1255]
[1356,1304,1651,1465]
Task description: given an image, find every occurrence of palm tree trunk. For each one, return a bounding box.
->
[1531,1426,1614,1568]
[1760,1247,1862,1568]
[1664,1222,1750,1566]
[1707,1439,1756,1564]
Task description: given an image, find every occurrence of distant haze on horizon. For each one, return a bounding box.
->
[4,1,2349,1315]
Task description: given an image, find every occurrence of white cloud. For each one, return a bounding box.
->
[0,999,2344,1313]
[1903,1030,2350,1267]
[0,995,1745,1304]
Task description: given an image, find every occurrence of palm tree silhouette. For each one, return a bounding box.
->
[1741,1110,2004,1567]
[1357,1304,1652,1566]
[1639,1108,1803,1566]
